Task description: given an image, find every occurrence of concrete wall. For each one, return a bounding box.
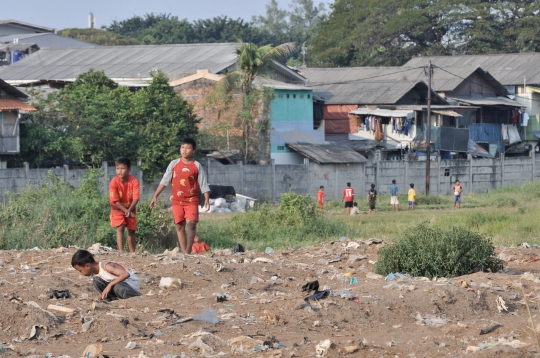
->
[202,152,540,201]
[0,162,143,201]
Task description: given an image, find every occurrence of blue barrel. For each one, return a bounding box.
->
[11,50,23,63]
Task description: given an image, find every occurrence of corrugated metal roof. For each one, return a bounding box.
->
[301,66,507,104]
[404,53,540,86]
[0,43,240,82]
[448,96,523,107]
[0,43,36,52]
[432,110,462,117]
[0,20,54,33]
[0,33,95,48]
[350,108,414,118]
[0,98,35,111]
[0,78,27,98]
[252,77,310,91]
[286,142,368,164]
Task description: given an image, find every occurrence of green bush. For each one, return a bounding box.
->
[0,170,175,252]
[374,223,503,278]
[414,194,447,206]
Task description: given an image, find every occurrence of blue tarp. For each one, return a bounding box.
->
[468,139,494,158]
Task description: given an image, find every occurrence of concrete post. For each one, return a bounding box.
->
[24,162,29,182]
[468,154,473,194]
[335,164,339,200]
[304,158,309,198]
[102,161,108,195]
[375,150,380,192]
[63,164,69,184]
[238,161,244,194]
[271,159,276,202]
[500,154,504,188]
[363,162,367,196]
[437,156,441,195]
[137,160,143,197]
[532,149,535,182]
[405,160,409,194]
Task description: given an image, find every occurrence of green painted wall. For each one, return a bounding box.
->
[270,89,313,122]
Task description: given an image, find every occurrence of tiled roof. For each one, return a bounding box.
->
[0,98,35,111]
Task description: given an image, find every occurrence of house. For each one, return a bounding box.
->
[0,33,95,66]
[405,53,540,149]
[0,78,35,167]
[0,20,54,37]
[302,66,522,159]
[0,43,242,87]
[170,67,323,165]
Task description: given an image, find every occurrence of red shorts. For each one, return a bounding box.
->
[172,204,199,223]
[110,212,136,231]
[318,201,324,207]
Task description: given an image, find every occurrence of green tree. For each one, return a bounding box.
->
[132,71,200,181]
[57,28,139,46]
[205,42,295,163]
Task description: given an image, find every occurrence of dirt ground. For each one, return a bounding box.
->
[0,240,540,358]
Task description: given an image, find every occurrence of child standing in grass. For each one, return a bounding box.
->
[408,183,416,210]
[317,186,325,212]
[453,180,463,209]
[109,158,140,253]
[71,249,141,301]
[150,138,211,254]
[367,184,378,214]
[342,182,355,215]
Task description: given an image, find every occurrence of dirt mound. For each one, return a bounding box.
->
[0,241,539,357]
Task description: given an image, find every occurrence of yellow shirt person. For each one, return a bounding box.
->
[408,184,416,211]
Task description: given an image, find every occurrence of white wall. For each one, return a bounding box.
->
[271,152,305,165]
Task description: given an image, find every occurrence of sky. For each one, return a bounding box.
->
[3,0,329,31]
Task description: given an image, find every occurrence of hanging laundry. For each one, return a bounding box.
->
[365,116,370,131]
[522,112,530,127]
[511,110,519,124]
[507,124,521,145]
[374,119,384,141]
[501,124,509,141]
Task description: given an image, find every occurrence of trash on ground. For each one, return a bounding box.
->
[252,257,275,264]
[46,304,75,314]
[496,296,508,313]
[230,336,264,354]
[169,308,219,326]
[159,277,182,290]
[315,339,333,357]
[415,313,447,327]
[302,280,319,292]
[216,294,227,303]
[265,247,274,255]
[385,273,409,281]
[480,323,501,335]
[49,289,71,299]
[233,243,245,253]
[81,344,102,358]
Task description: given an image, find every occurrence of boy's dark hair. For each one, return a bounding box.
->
[455,180,460,183]
[410,183,414,188]
[181,138,197,150]
[319,186,324,189]
[116,157,131,168]
[346,182,351,187]
[353,202,358,206]
[71,249,96,267]
[392,180,396,184]
[371,184,375,188]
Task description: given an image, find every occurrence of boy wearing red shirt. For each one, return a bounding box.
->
[342,182,355,215]
[317,186,325,211]
[151,138,210,254]
[109,158,140,253]
[192,235,211,254]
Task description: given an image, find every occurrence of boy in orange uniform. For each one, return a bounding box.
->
[192,235,211,254]
[150,138,210,254]
[317,186,325,211]
[109,158,140,253]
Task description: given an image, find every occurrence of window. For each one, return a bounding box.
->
[286,94,290,99]
[308,94,311,99]
[444,169,450,177]
[277,146,285,151]
[293,94,296,99]
[278,94,283,98]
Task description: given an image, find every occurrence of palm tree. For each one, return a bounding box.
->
[205,41,297,163]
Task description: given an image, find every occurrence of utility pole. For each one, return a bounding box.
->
[425,61,432,195]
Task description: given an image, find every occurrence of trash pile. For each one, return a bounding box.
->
[0,239,538,357]
[200,194,256,214]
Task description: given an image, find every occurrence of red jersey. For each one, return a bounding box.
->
[171,160,199,205]
[317,190,325,204]
[342,188,354,202]
[109,175,140,212]
[192,241,211,254]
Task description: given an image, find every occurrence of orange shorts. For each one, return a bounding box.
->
[172,204,199,223]
[110,212,136,231]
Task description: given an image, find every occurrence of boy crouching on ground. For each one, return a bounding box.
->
[71,249,141,301]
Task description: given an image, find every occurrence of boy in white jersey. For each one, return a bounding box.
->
[72,249,141,301]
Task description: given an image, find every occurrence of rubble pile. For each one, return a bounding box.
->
[0,240,538,357]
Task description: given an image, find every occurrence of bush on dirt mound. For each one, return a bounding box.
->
[374,223,503,278]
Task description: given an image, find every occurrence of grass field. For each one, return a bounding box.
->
[1,173,539,252]
[198,181,540,250]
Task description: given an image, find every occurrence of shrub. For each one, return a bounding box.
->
[374,223,503,278]
[414,194,446,206]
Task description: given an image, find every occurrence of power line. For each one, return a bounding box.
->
[304,66,426,87]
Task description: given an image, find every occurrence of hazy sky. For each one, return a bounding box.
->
[3,0,329,31]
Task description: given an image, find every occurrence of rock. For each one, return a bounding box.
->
[189,337,214,353]
[265,247,275,254]
[347,255,366,264]
[125,341,137,349]
[466,346,480,352]
[366,272,383,280]
[252,257,275,264]
[343,346,359,354]
[80,344,102,358]
[230,336,264,354]
[82,319,93,332]
[159,277,182,290]
[315,339,333,357]
[366,238,383,245]
[346,242,361,249]
[313,320,320,327]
